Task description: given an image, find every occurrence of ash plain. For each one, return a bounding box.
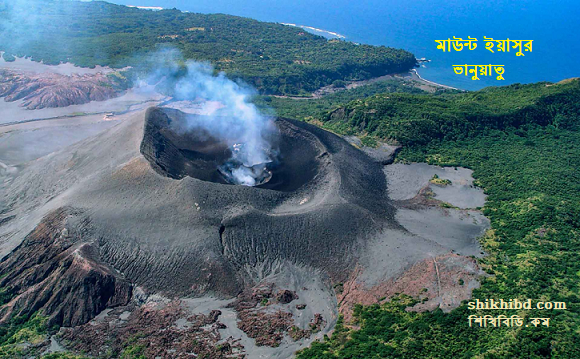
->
[0,60,490,358]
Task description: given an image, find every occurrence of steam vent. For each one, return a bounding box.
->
[0,106,485,331]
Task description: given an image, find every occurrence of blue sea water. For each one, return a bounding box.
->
[111,0,580,90]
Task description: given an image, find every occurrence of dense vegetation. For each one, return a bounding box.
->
[254,78,432,119]
[318,80,580,146]
[0,314,51,357]
[294,79,580,358]
[0,0,416,95]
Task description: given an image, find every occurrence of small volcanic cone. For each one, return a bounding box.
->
[0,106,482,336]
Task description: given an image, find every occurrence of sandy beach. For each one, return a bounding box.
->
[281,23,345,39]
[411,69,460,91]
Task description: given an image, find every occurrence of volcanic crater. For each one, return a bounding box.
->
[0,106,487,356]
[132,107,396,291]
[140,107,322,192]
[1,106,396,302]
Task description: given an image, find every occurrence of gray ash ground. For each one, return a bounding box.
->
[0,102,490,358]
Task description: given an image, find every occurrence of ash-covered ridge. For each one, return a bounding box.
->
[0,106,394,303]
[0,107,484,346]
[132,107,395,291]
[0,69,125,109]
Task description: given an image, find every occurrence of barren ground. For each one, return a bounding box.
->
[0,60,490,358]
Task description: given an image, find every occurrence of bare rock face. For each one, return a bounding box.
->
[228,284,321,347]
[58,301,244,358]
[276,289,299,304]
[0,69,124,109]
[237,309,294,347]
[0,207,132,327]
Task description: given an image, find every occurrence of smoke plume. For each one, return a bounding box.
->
[142,49,278,186]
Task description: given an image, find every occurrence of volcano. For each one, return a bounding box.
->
[0,107,485,356]
[134,107,399,292]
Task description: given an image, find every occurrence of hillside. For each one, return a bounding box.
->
[294,79,580,358]
[0,0,416,95]
[318,81,580,145]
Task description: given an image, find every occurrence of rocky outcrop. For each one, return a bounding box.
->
[0,207,132,327]
[276,289,299,304]
[0,69,124,109]
[229,283,322,347]
[59,300,244,358]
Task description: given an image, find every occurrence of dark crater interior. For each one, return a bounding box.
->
[140,107,321,192]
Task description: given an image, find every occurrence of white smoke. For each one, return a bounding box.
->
[141,49,277,186]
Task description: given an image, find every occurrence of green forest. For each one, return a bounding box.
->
[290,79,580,358]
[0,0,416,95]
[254,78,433,119]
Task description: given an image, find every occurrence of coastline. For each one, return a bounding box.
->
[411,69,461,91]
[280,23,345,39]
[127,5,163,11]
[117,4,463,91]
[271,69,461,101]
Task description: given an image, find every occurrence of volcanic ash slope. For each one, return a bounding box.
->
[0,107,484,332]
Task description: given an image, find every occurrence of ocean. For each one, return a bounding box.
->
[110,0,580,90]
